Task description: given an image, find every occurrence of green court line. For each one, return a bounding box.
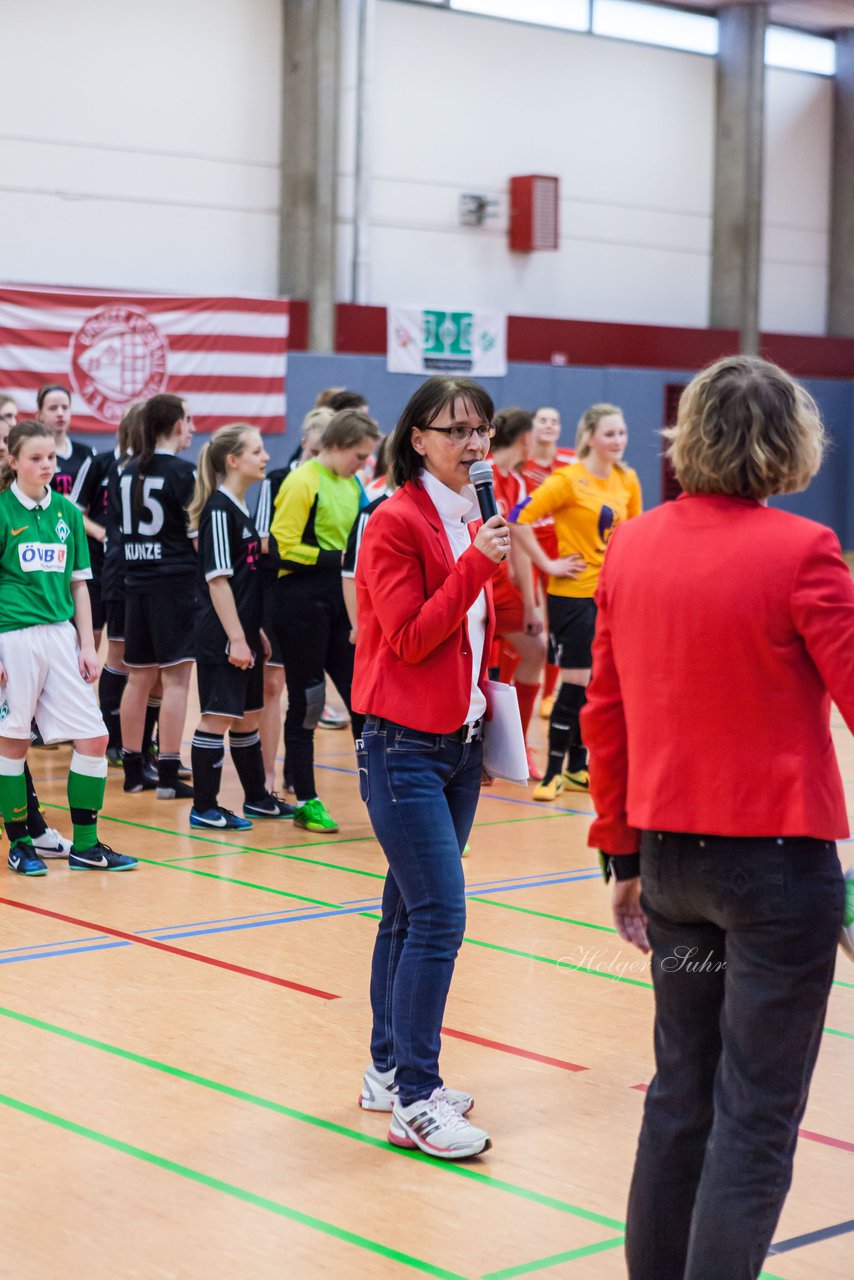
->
[469,897,618,936]
[130,857,342,908]
[0,1090,469,1280]
[472,812,577,828]
[481,1235,625,1279]
[44,805,854,1029]
[0,1004,624,1231]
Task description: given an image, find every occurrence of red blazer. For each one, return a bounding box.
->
[352,479,496,732]
[582,494,854,854]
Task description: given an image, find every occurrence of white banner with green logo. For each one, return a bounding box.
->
[387,308,507,377]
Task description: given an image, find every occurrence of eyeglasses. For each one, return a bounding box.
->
[420,425,495,445]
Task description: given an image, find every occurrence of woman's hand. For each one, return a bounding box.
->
[612,878,650,953]
[78,645,101,684]
[227,638,254,670]
[475,515,512,565]
[545,554,586,579]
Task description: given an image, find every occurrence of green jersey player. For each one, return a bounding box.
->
[0,420,137,875]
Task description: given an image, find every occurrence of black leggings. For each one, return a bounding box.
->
[272,572,355,799]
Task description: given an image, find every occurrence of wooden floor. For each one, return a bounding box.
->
[1,699,851,1280]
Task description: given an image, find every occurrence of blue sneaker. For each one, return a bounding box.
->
[8,842,47,876]
[243,793,296,819]
[68,842,137,871]
[190,807,253,831]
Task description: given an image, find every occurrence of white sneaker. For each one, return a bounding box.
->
[359,1065,473,1115]
[31,827,73,859]
[388,1089,490,1159]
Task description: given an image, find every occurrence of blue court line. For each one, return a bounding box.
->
[768,1218,854,1255]
[0,871,600,965]
[338,866,599,905]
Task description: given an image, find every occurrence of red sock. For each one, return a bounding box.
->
[515,681,539,740]
[542,664,559,700]
[499,643,520,684]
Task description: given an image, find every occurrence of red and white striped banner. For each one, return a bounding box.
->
[0,286,289,434]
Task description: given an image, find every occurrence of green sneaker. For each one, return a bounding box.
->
[841,866,854,962]
[293,797,339,833]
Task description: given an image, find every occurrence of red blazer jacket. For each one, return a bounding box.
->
[582,494,854,854]
[352,479,496,732]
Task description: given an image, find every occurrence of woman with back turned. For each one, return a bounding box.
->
[352,376,509,1160]
[583,356,854,1280]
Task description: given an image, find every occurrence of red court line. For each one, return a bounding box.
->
[442,1026,588,1072]
[630,1084,854,1153]
[0,897,339,1002]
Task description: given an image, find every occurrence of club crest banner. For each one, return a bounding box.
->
[388,308,507,377]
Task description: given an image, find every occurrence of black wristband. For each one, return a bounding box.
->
[599,851,641,882]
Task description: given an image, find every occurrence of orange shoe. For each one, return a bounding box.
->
[539,694,555,720]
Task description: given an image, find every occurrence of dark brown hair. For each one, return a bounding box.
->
[36,383,71,410]
[0,420,53,492]
[320,408,381,451]
[135,393,187,513]
[492,407,533,450]
[388,377,495,488]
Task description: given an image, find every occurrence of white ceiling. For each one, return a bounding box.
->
[653,1,854,36]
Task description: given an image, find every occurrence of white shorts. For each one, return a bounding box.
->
[0,621,106,743]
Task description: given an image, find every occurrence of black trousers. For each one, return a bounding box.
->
[627,831,843,1280]
[271,572,355,799]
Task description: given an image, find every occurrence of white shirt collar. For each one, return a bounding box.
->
[56,437,72,461]
[11,480,52,510]
[420,469,479,525]
[218,484,249,516]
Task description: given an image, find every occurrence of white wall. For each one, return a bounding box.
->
[0,0,282,295]
[761,68,833,336]
[337,1,834,335]
[0,0,835,333]
[345,1,717,326]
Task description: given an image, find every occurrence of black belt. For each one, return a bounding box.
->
[367,716,484,744]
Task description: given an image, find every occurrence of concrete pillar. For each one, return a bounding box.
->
[827,32,854,336]
[710,3,767,354]
[280,0,340,352]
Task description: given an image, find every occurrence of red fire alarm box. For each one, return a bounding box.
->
[509,175,559,252]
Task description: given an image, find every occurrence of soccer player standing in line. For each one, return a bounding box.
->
[0,421,136,875]
[187,424,294,829]
[119,393,196,798]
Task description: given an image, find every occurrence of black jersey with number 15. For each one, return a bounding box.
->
[120,454,196,587]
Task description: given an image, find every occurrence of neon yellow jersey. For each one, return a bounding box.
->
[270,459,366,577]
[515,460,642,597]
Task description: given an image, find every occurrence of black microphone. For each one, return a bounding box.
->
[468,459,499,521]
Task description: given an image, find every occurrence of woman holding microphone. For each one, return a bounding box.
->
[352,376,508,1160]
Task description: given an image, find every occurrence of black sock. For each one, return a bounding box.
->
[143,697,161,757]
[191,731,224,811]
[24,763,47,837]
[229,730,267,805]
[99,667,127,751]
[122,749,145,792]
[157,753,180,789]
[547,683,586,780]
[567,686,588,773]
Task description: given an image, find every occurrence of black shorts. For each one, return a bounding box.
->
[547,595,597,670]
[103,598,126,642]
[86,575,106,632]
[197,659,265,719]
[124,581,196,667]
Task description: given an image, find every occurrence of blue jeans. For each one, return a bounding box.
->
[627,832,843,1280]
[358,716,482,1105]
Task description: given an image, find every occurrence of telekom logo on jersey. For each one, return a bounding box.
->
[18,543,67,572]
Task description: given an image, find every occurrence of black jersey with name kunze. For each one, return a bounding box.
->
[120,453,196,586]
[195,488,262,664]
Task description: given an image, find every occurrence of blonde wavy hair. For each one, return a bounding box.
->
[575,404,624,459]
[664,356,825,499]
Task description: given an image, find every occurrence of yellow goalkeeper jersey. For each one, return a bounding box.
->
[515,460,642,597]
